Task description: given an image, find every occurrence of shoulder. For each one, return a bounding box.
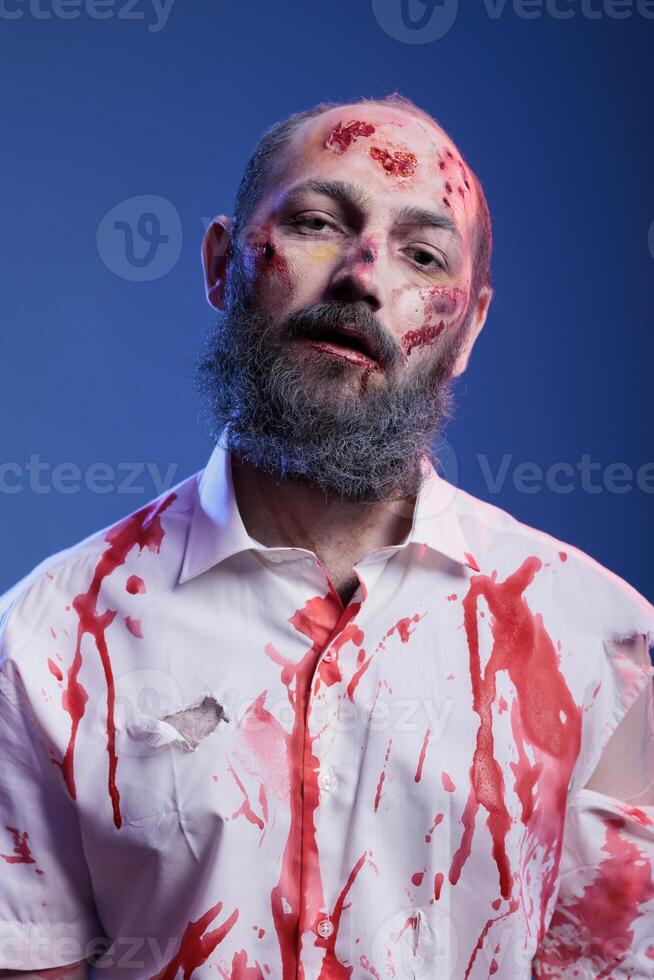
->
[450,484,654,648]
[0,471,199,665]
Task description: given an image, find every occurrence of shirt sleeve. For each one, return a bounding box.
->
[0,599,106,971]
[533,634,654,978]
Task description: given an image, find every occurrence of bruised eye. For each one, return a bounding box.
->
[288,213,338,234]
[405,247,445,271]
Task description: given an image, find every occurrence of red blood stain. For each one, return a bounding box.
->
[464,552,480,572]
[535,816,654,977]
[463,899,519,980]
[442,771,456,793]
[388,612,423,643]
[447,594,458,602]
[237,692,290,803]
[395,915,419,942]
[227,762,265,831]
[489,958,499,974]
[126,575,146,594]
[369,146,417,178]
[264,591,351,977]
[450,555,582,962]
[447,673,455,680]
[411,870,425,886]
[438,160,446,170]
[433,872,444,901]
[47,658,63,682]
[359,955,381,978]
[247,225,292,288]
[617,805,653,827]
[312,852,367,978]
[1,826,35,865]
[374,738,393,813]
[346,652,372,701]
[229,949,265,978]
[491,898,502,911]
[445,182,453,194]
[425,811,444,843]
[151,900,239,979]
[558,551,568,562]
[359,362,383,394]
[442,197,451,208]
[124,616,143,639]
[53,493,176,828]
[402,320,446,357]
[325,120,376,154]
[497,696,508,714]
[414,728,431,782]
[49,626,56,639]
[319,622,365,689]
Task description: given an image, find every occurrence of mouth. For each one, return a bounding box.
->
[298,324,380,368]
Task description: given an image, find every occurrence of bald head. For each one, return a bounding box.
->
[231,94,492,301]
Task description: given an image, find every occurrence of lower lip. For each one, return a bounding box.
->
[305,339,379,369]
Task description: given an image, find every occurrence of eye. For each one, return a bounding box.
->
[405,246,445,271]
[288,212,339,234]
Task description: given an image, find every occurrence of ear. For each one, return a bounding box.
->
[450,285,492,378]
[201,215,233,311]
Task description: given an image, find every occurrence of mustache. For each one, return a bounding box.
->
[281,302,401,369]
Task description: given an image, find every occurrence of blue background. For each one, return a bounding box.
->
[1,0,652,602]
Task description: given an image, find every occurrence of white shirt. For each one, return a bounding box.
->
[1,442,653,980]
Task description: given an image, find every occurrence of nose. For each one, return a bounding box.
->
[327,241,382,312]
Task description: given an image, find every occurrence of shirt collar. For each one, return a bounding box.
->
[178,442,476,585]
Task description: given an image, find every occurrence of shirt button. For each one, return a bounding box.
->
[318,769,337,793]
[317,918,334,938]
[323,649,336,662]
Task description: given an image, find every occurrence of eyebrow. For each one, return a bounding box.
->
[275,180,461,244]
[392,205,460,242]
[276,179,373,213]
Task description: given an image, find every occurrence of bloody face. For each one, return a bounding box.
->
[197,104,484,502]
[235,104,480,393]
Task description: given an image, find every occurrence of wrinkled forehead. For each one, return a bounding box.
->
[272,104,479,240]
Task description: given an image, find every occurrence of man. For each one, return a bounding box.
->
[1,94,652,980]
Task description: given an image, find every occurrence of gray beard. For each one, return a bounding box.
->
[194,258,469,504]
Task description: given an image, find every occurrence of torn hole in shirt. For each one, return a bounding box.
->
[127,693,229,752]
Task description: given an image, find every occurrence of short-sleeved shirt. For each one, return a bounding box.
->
[1,442,653,979]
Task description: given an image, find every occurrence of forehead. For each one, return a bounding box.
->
[295,104,450,165]
[273,104,478,240]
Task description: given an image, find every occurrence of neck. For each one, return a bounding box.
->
[230,453,417,571]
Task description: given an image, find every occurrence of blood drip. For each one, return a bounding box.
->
[151,900,239,979]
[53,493,176,828]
